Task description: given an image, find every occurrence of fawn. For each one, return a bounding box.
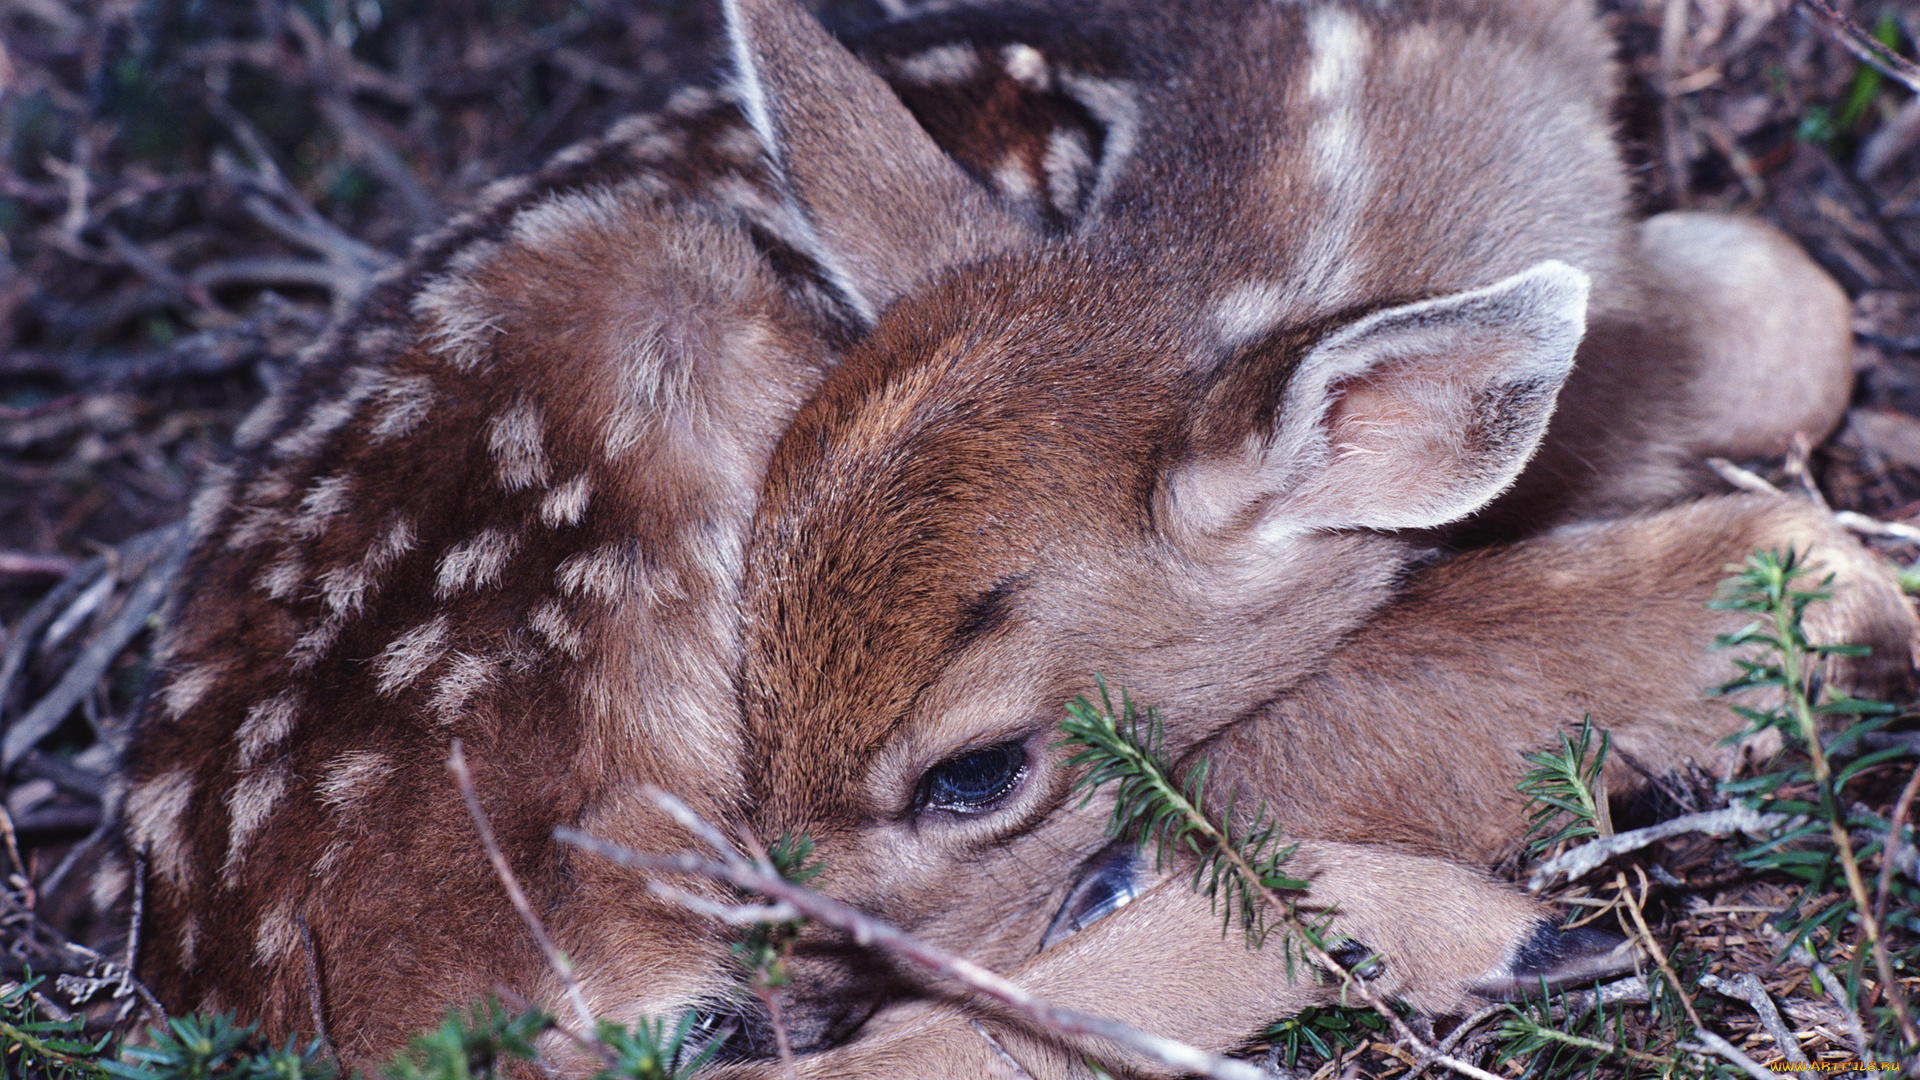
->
[116,0,1903,1071]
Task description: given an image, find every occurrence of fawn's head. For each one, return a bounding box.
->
[718,0,1591,1047]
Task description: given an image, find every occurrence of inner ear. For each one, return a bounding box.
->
[723,0,1030,322]
[1166,260,1590,543]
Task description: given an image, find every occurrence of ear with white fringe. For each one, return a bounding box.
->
[723,0,1030,324]
[1166,261,1591,541]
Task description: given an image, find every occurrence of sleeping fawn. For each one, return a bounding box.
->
[117,0,1906,1073]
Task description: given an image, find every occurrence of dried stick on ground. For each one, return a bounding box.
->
[446,739,604,1050]
[556,791,1272,1080]
[1797,0,1920,95]
[1698,972,1809,1066]
[1528,805,1795,890]
[1,525,189,770]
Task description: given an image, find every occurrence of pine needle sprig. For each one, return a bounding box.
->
[1058,678,1306,947]
[2,971,112,1080]
[1517,715,1613,861]
[1709,547,1917,1055]
[1057,678,1510,1080]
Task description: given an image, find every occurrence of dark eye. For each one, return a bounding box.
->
[919,742,1028,814]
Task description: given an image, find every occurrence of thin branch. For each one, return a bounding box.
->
[557,803,1272,1080]
[1698,972,1808,1066]
[445,740,603,1049]
[1528,805,1793,890]
[1797,0,1920,95]
[1876,763,1920,930]
[0,552,78,582]
[0,552,109,716]
[295,912,339,1068]
[1,526,189,770]
[1706,457,1784,496]
[1684,1030,1787,1080]
[1616,868,1706,1035]
[1767,576,1920,1052]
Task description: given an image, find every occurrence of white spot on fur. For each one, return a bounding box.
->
[161,663,223,720]
[313,837,349,877]
[487,398,551,491]
[413,245,505,371]
[1296,7,1373,303]
[256,548,307,601]
[666,85,717,116]
[557,544,638,603]
[429,652,497,723]
[714,123,764,165]
[291,474,354,539]
[546,141,600,170]
[374,615,451,696]
[88,858,130,918]
[221,761,290,886]
[540,475,593,527]
[288,615,344,671]
[527,598,585,658]
[127,769,197,888]
[1043,129,1094,217]
[316,751,396,812]
[253,894,300,968]
[435,528,520,597]
[473,174,533,210]
[270,394,363,461]
[508,188,625,252]
[993,153,1038,200]
[232,395,288,451]
[225,504,288,552]
[244,472,295,505]
[1002,43,1048,88]
[607,113,662,144]
[186,463,237,540]
[237,691,301,770]
[898,43,980,84]
[1306,7,1368,100]
[1214,280,1290,345]
[315,562,370,615]
[627,126,686,160]
[352,324,409,358]
[366,373,436,442]
[317,515,417,615]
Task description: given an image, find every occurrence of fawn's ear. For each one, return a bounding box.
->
[724,0,1029,324]
[1166,261,1589,542]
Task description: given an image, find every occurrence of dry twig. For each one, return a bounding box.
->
[445,739,606,1055]
[558,790,1274,1080]
[1797,0,1920,95]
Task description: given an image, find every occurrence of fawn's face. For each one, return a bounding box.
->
[733,248,1588,1046]
[707,0,1591,1049]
